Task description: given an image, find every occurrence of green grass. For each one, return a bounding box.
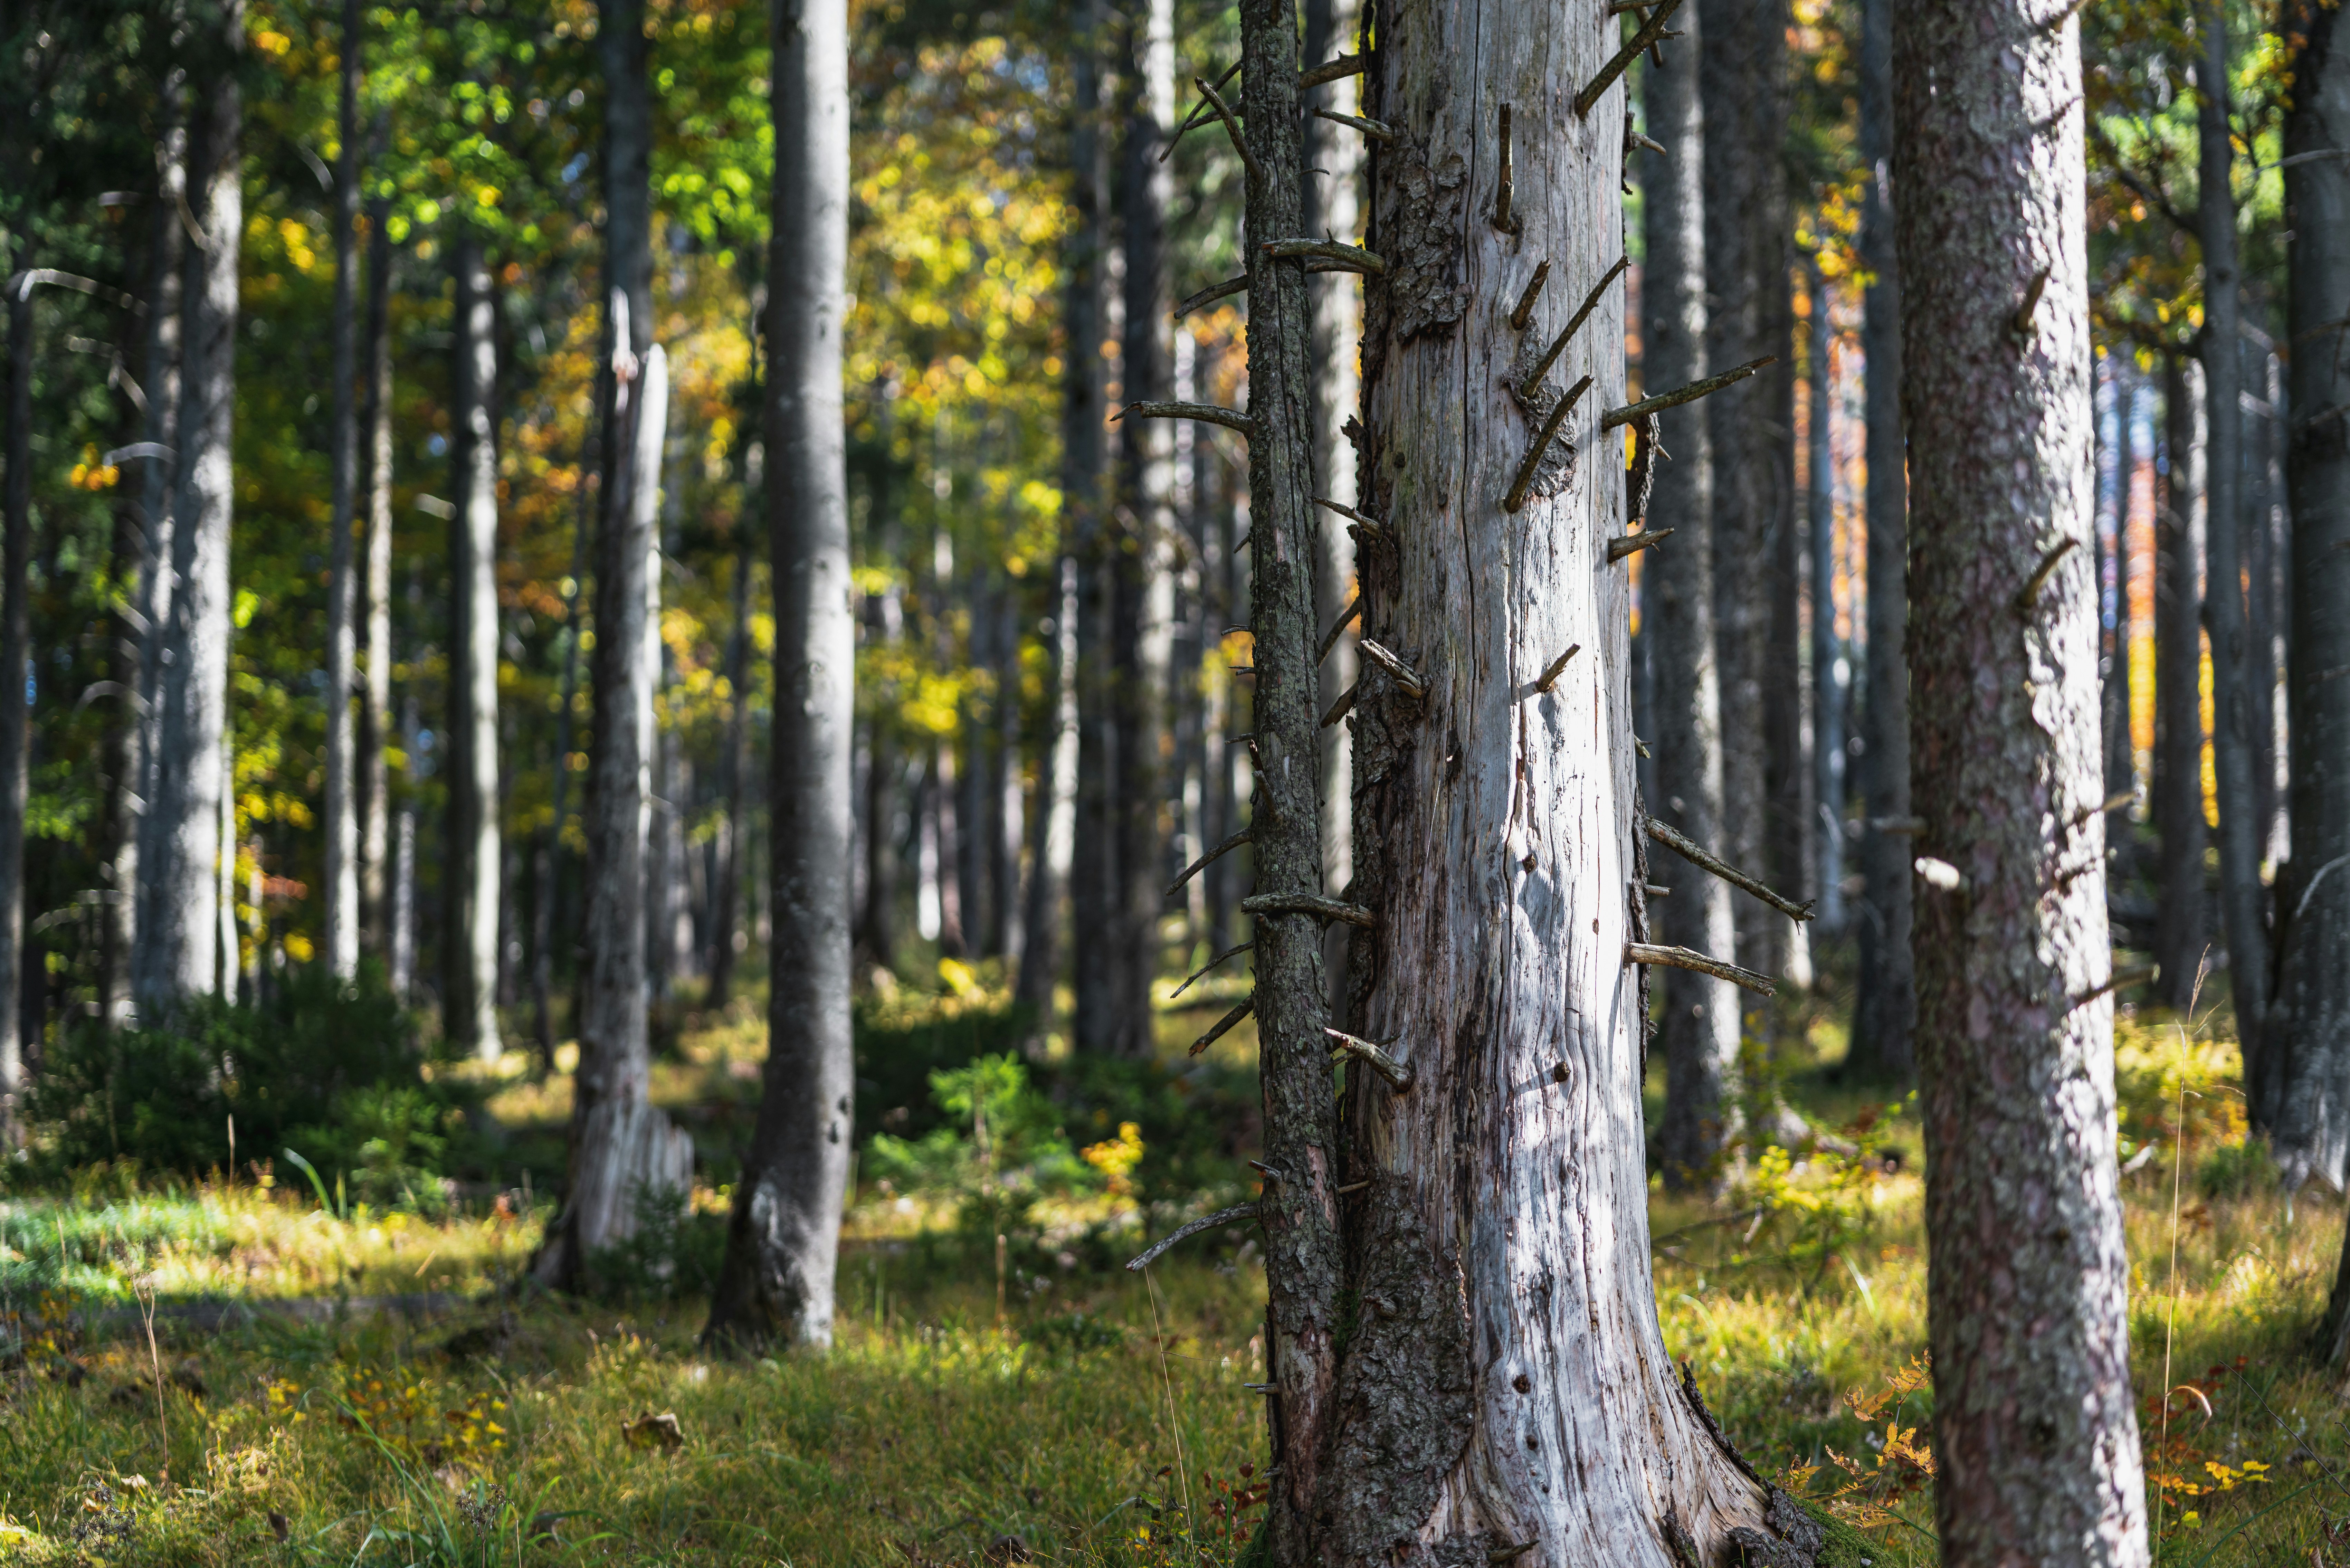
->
[6,986,2350,1565]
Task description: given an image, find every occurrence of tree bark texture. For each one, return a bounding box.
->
[2196,5,2269,1069]
[1641,27,1742,1189]
[0,279,31,1126]
[136,19,240,1011]
[2154,353,2208,1008]
[1891,6,2150,1563]
[2106,355,2137,865]
[1806,256,1846,935]
[708,0,854,1350]
[1113,0,1177,1054]
[1319,4,1788,1563]
[1849,0,1913,1080]
[1700,0,1793,1003]
[445,225,503,1058]
[2264,0,2350,1198]
[360,197,394,954]
[709,532,754,1006]
[323,0,363,980]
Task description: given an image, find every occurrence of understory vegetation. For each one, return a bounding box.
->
[1,975,2345,1566]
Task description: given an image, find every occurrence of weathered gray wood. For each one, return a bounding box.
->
[1335,4,1774,1562]
[322,0,362,980]
[1893,3,2149,1560]
[706,0,854,1349]
[1848,0,1913,1080]
[2267,2,2350,1208]
[444,223,502,1059]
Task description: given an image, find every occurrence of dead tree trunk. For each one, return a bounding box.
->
[136,13,240,1010]
[1642,21,1742,1188]
[706,0,854,1349]
[2154,352,2208,1008]
[1848,0,1913,1080]
[1892,4,2150,1561]
[2196,5,2270,1071]
[2265,1,2350,1200]
[322,0,363,979]
[444,222,502,1058]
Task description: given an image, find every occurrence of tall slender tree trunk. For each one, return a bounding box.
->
[1806,256,1846,934]
[1064,3,1115,1049]
[359,193,394,956]
[1304,0,1362,1022]
[322,0,362,979]
[1015,554,1079,1017]
[1701,0,1792,1007]
[1892,5,2149,1561]
[444,223,502,1058]
[125,72,187,1021]
[2108,355,2138,867]
[2154,353,2208,1007]
[1848,0,1912,1080]
[1112,0,1177,1054]
[1283,2,1787,1558]
[2197,5,2268,1070]
[707,0,853,1349]
[2264,0,2350,1199]
[708,529,753,1006]
[136,12,240,1011]
[0,276,31,1130]
[1643,24,1742,1188]
[391,686,418,1000]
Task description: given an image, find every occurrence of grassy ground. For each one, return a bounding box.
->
[4,981,2348,1565]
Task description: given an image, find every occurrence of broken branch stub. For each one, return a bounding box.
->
[1600,355,1776,431]
[1243,892,1379,928]
[1324,1027,1414,1092]
[1624,942,1777,998]
[1117,400,1252,434]
[1573,0,1687,116]
[1644,815,1816,922]
[1125,1202,1263,1272]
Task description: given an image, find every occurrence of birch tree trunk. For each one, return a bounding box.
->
[1848,0,1913,1081]
[2197,5,2268,1071]
[706,0,853,1349]
[1891,4,2149,1561]
[445,222,502,1059]
[359,194,394,954]
[1304,4,1790,1560]
[0,276,30,1130]
[322,0,363,980]
[1641,25,1743,1187]
[1112,0,1177,1054]
[2154,354,2208,1008]
[136,13,240,1011]
[2263,0,2350,1198]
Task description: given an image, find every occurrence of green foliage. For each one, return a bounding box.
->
[586,1184,728,1302]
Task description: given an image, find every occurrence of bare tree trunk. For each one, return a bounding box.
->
[2264,0,2350,1200]
[706,0,853,1349]
[1848,0,1913,1080]
[1892,5,2150,1560]
[359,191,394,958]
[1304,0,1361,1022]
[123,73,188,1022]
[2154,353,2208,1008]
[391,687,417,1000]
[2197,4,2269,1071]
[2248,342,2283,863]
[0,277,30,1129]
[1643,23,1743,1188]
[1111,0,1177,1053]
[1014,555,1078,1017]
[1806,255,1846,935]
[1315,3,1782,1558]
[444,222,502,1058]
[136,12,240,1011]
[2107,354,2138,868]
[322,0,362,979]
[708,528,753,1006]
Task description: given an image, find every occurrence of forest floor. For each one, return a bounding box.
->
[1,982,2345,1566]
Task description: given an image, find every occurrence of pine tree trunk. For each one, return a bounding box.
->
[2107,356,2137,871]
[1848,0,1913,1080]
[1806,256,1846,935]
[0,278,30,1130]
[2197,6,2269,1071]
[136,18,240,1010]
[2154,353,2208,1008]
[1306,5,1783,1560]
[1112,0,1177,1054]
[2264,0,2350,1198]
[1642,25,1743,1188]
[392,687,418,999]
[360,192,395,955]
[321,0,363,980]
[708,530,753,1006]
[1892,5,2150,1560]
[445,223,503,1059]
[706,0,853,1349]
